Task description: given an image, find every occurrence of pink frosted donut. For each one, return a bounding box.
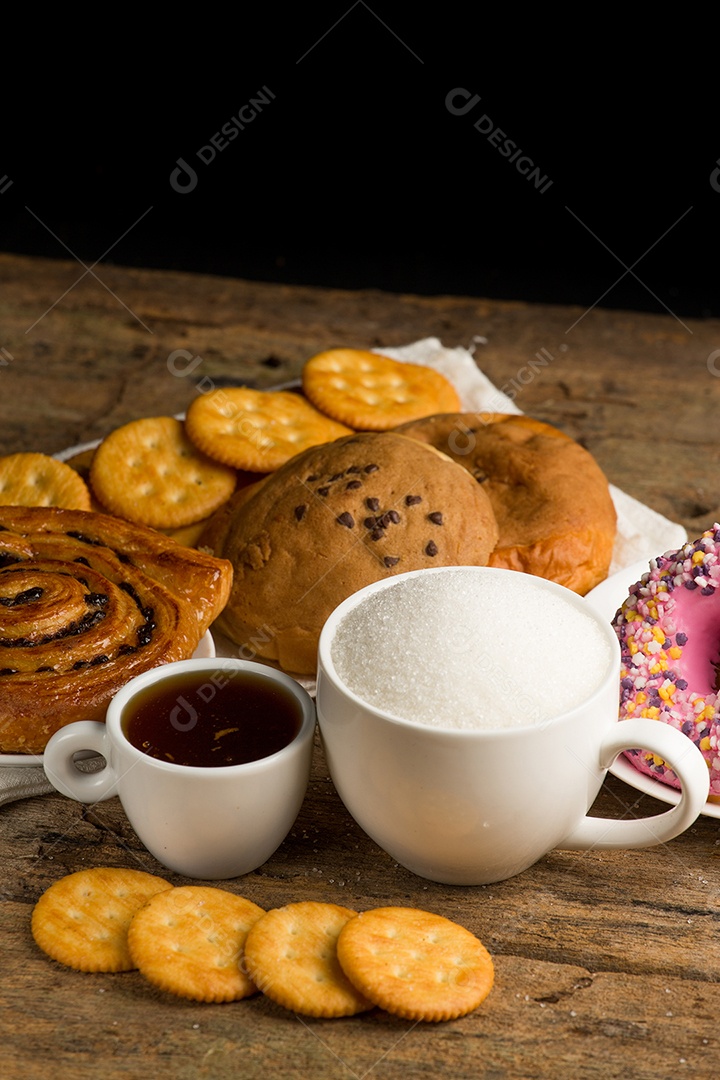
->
[612,525,720,798]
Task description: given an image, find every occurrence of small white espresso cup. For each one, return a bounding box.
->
[316,566,710,885]
[43,658,316,879]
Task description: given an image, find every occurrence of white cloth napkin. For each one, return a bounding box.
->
[0,337,687,805]
[0,763,52,807]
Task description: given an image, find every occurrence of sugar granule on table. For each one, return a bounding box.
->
[330,570,613,730]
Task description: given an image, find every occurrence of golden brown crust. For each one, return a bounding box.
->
[31,868,172,973]
[0,506,233,753]
[336,907,494,1021]
[395,413,616,595]
[302,349,462,430]
[89,416,238,529]
[185,387,353,471]
[199,432,499,674]
[127,886,265,1002]
[0,452,92,511]
[242,902,373,1017]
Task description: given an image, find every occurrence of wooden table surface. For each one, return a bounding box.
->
[2,252,720,1080]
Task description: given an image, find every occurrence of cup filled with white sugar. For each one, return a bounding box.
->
[316,566,709,884]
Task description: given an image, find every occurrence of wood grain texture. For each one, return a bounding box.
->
[3,748,720,1079]
[2,253,720,1078]
[2,252,720,534]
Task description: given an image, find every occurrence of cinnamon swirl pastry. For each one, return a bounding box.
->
[0,506,233,754]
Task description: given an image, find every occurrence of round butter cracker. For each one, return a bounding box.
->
[127,885,265,1003]
[337,907,494,1022]
[31,867,172,973]
[89,416,237,529]
[242,901,373,1017]
[185,387,353,472]
[302,349,461,430]
[0,452,92,511]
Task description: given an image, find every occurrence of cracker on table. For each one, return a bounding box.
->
[184,387,353,472]
[127,886,265,1002]
[30,867,172,973]
[242,901,374,1017]
[0,452,92,511]
[89,416,237,529]
[301,349,461,431]
[336,907,494,1022]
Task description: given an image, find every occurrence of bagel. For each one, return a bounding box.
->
[394,412,617,595]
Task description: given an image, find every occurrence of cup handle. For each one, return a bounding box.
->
[43,722,119,803]
[557,718,710,850]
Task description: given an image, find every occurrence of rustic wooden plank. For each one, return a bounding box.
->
[4,905,719,1080]
[2,252,720,1077]
[3,747,717,982]
[2,252,720,536]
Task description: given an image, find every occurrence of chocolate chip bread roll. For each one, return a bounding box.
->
[199,432,499,674]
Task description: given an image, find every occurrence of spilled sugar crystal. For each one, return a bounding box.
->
[330,569,613,730]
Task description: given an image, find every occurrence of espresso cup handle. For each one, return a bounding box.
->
[558,718,710,850]
[43,722,119,803]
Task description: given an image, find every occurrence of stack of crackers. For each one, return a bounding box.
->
[32,868,494,1023]
[1,346,618,679]
[0,348,461,546]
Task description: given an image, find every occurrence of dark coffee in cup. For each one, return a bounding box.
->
[121,668,303,768]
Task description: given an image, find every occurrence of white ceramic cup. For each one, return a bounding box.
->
[316,567,710,885]
[43,658,316,879]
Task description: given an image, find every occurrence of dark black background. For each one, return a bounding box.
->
[4,10,718,318]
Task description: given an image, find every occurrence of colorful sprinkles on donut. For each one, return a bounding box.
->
[612,525,720,797]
